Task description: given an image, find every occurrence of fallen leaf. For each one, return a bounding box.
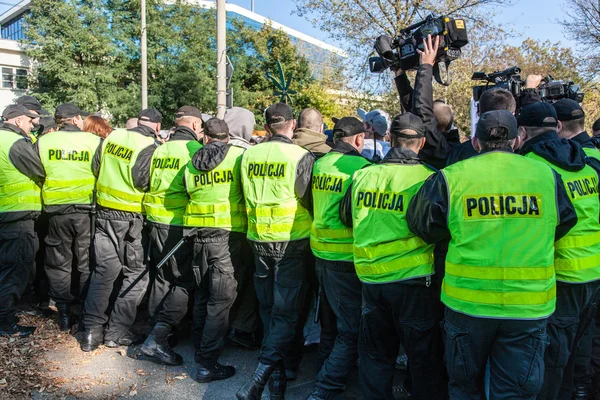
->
[118,349,126,357]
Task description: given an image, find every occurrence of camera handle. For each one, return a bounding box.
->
[433,61,451,86]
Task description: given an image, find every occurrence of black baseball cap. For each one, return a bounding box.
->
[592,118,600,133]
[265,103,294,124]
[175,106,203,119]
[205,118,229,139]
[332,117,365,139]
[2,104,40,120]
[390,113,425,138]
[16,95,49,115]
[552,99,585,121]
[39,116,56,132]
[475,110,518,140]
[517,102,558,128]
[139,108,163,123]
[55,102,90,119]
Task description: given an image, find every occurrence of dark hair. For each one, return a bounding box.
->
[392,135,421,148]
[592,118,600,133]
[477,126,513,150]
[84,116,112,138]
[479,89,517,114]
[268,119,294,134]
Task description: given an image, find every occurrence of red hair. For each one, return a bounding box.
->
[84,116,112,138]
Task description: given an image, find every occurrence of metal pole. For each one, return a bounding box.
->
[141,0,148,109]
[216,0,227,119]
[251,0,254,12]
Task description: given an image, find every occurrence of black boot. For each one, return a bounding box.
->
[306,388,336,400]
[0,324,36,338]
[80,328,103,352]
[236,363,276,400]
[141,322,183,366]
[268,368,287,400]
[575,385,589,399]
[195,359,236,383]
[56,303,70,332]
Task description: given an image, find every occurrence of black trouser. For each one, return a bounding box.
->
[147,224,188,321]
[592,308,600,398]
[573,314,595,393]
[314,258,361,394]
[359,277,446,400]
[191,236,240,362]
[83,218,148,340]
[0,220,36,327]
[253,240,309,366]
[443,308,547,400]
[229,239,258,334]
[539,280,600,400]
[44,213,91,305]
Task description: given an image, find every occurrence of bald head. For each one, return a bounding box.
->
[297,108,323,132]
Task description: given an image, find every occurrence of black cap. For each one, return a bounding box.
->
[16,95,49,115]
[265,103,294,124]
[517,102,558,128]
[332,117,365,139]
[390,113,425,138]
[175,106,203,119]
[205,118,229,139]
[552,99,585,121]
[475,110,518,140]
[139,108,163,123]
[592,118,600,133]
[2,104,40,120]
[39,116,56,132]
[55,102,90,119]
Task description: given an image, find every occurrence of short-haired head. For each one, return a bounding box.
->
[297,108,323,132]
[433,101,454,132]
[479,88,517,115]
[553,99,585,139]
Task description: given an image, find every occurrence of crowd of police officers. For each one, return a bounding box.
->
[1,35,600,400]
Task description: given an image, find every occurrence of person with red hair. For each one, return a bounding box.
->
[83,115,112,138]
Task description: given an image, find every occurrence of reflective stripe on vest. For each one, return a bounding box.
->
[37,130,100,206]
[184,145,247,232]
[310,151,370,262]
[96,129,155,213]
[0,129,41,213]
[443,151,558,319]
[143,139,202,225]
[527,152,600,283]
[351,162,435,284]
[241,141,312,242]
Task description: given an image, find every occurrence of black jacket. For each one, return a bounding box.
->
[0,123,46,223]
[571,131,595,149]
[94,125,158,220]
[407,148,577,245]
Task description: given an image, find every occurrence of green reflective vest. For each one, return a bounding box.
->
[38,130,101,206]
[0,129,41,213]
[96,129,155,213]
[184,145,247,231]
[526,152,600,284]
[443,151,558,319]
[584,146,600,161]
[241,140,313,242]
[351,162,435,283]
[143,139,202,226]
[311,151,370,262]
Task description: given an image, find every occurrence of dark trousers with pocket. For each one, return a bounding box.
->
[229,239,259,334]
[83,217,148,340]
[191,236,240,362]
[443,308,548,400]
[539,280,600,400]
[0,220,37,327]
[44,213,91,305]
[253,240,309,367]
[314,258,361,394]
[359,277,446,400]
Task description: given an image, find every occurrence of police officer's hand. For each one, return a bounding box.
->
[525,74,543,89]
[418,34,440,67]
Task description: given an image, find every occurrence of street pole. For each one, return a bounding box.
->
[141,0,148,109]
[216,0,226,119]
[251,0,254,12]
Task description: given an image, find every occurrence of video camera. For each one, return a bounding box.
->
[368,14,469,86]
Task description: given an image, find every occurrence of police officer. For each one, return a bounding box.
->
[179,118,244,382]
[36,103,102,331]
[81,108,161,351]
[236,103,315,400]
[142,106,204,324]
[408,110,577,399]
[16,95,47,141]
[517,102,600,400]
[0,105,46,337]
[307,117,369,400]
[338,113,444,400]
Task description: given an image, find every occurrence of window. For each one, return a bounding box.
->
[1,67,28,90]
[1,12,29,41]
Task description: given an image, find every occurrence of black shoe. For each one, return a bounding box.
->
[104,331,145,348]
[306,388,336,400]
[268,368,287,400]
[56,303,71,332]
[0,324,36,338]
[236,363,276,400]
[195,361,236,383]
[228,328,261,350]
[80,328,103,352]
[285,369,297,381]
[140,322,183,366]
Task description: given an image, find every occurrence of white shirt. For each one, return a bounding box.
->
[361,139,390,160]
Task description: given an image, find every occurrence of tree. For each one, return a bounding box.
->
[559,0,600,78]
